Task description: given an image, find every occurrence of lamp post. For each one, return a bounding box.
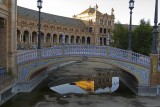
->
[37,0,43,49]
[152,0,159,54]
[128,0,134,51]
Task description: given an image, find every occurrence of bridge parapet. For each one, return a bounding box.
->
[16,45,150,68]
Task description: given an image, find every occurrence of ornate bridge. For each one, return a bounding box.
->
[16,45,153,87]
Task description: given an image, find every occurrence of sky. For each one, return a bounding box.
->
[17,0,158,25]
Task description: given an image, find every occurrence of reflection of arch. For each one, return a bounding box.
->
[82,36,85,44]
[24,30,29,43]
[17,29,21,43]
[65,35,69,44]
[71,35,74,44]
[87,37,90,44]
[59,34,63,44]
[53,34,57,44]
[76,36,80,44]
[32,31,37,43]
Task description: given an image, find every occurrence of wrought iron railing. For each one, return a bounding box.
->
[16,45,151,68]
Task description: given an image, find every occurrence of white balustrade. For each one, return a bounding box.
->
[16,45,151,68]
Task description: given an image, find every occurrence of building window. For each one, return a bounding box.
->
[89,27,92,33]
[108,29,111,33]
[104,28,106,34]
[99,28,102,33]
[0,17,5,28]
[108,21,112,26]
[105,20,107,25]
[99,19,103,25]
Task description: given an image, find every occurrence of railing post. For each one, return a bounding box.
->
[150,54,159,86]
[62,45,65,56]
[127,50,132,61]
[37,49,42,59]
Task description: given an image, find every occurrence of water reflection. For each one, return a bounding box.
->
[50,72,119,94]
[1,72,120,107]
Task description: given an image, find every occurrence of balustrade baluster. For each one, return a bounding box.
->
[16,45,151,68]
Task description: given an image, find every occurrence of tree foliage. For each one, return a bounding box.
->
[112,22,128,50]
[132,19,153,55]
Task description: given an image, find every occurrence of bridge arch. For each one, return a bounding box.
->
[16,45,150,86]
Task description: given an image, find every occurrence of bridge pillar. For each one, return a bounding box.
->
[150,54,159,86]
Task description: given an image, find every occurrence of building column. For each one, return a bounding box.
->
[68,36,71,44]
[102,37,104,46]
[29,31,32,43]
[98,37,100,46]
[107,34,110,46]
[85,37,87,45]
[43,34,46,47]
[51,34,53,46]
[62,34,65,45]
[20,31,24,43]
[74,36,76,44]
[44,34,46,43]
[30,35,33,43]
[28,34,31,43]
[37,34,38,44]
[7,0,18,76]
[57,35,59,45]
[19,33,22,43]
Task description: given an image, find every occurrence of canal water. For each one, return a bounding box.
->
[1,72,134,107]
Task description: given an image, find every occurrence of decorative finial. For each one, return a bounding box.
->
[111,8,114,15]
[96,4,98,9]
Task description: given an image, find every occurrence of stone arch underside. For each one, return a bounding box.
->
[18,56,150,86]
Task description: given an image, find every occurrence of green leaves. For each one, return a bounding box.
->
[112,22,128,50]
[112,19,153,56]
[132,19,153,55]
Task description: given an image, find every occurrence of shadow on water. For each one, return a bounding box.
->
[113,80,135,98]
[1,71,136,107]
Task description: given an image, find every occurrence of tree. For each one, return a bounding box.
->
[132,19,153,55]
[112,22,128,50]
